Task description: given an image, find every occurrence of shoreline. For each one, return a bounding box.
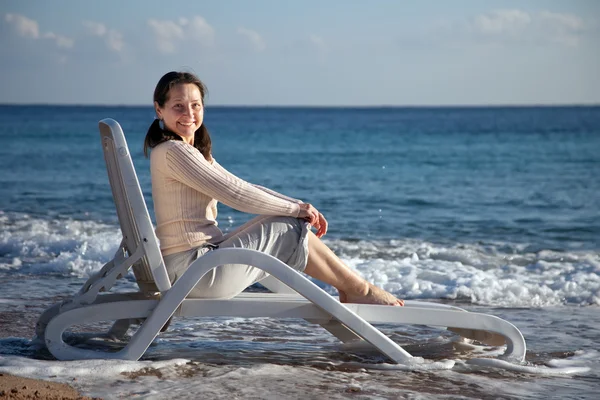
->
[0,373,99,400]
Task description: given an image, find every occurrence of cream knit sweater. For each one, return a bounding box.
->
[150,140,302,255]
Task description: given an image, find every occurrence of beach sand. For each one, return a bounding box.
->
[0,373,99,400]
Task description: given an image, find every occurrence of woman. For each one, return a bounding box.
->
[144,71,403,306]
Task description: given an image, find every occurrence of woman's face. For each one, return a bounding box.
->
[155,83,204,145]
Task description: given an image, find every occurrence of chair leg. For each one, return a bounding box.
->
[107,319,134,340]
[448,327,507,346]
[160,316,173,332]
[316,320,363,343]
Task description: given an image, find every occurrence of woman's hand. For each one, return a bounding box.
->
[298,203,328,238]
[298,203,319,225]
[315,212,328,238]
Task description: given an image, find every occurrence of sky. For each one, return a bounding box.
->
[0,0,599,106]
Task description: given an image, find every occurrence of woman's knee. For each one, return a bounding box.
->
[188,264,267,299]
[264,215,303,233]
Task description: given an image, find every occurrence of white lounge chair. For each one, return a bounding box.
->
[35,118,526,364]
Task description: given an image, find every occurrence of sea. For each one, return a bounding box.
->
[0,105,599,399]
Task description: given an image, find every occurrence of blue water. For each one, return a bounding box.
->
[1,105,600,399]
[1,105,599,248]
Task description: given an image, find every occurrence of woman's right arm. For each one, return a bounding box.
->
[164,142,301,217]
[211,159,303,204]
[212,156,325,235]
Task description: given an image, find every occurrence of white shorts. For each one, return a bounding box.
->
[163,215,310,298]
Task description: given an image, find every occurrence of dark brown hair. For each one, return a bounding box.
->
[143,71,212,160]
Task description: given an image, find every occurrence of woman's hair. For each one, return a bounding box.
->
[143,71,212,160]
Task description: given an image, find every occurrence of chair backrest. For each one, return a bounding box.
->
[98,118,171,293]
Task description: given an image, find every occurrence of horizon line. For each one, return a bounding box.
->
[1,102,599,108]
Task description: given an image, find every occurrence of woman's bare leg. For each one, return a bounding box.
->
[303,231,404,306]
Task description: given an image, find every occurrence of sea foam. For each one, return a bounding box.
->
[1,211,598,307]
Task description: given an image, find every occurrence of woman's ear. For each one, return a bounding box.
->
[154,101,162,119]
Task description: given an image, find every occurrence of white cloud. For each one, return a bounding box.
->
[539,11,585,46]
[468,9,587,47]
[5,13,39,38]
[309,34,327,53]
[473,9,531,36]
[187,16,215,45]
[237,27,266,52]
[5,13,74,49]
[106,30,124,52]
[540,11,584,31]
[147,19,183,53]
[43,32,74,48]
[148,16,214,54]
[82,20,107,36]
[82,20,125,53]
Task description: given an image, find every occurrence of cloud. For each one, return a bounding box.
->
[187,16,215,45]
[309,34,327,53]
[5,13,73,49]
[148,16,214,54]
[106,30,124,52]
[237,27,266,52]
[147,19,183,53]
[43,32,74,48]
[539,10,584,31]
[82,20,107,36]
[82,20,125,52]
[538,11,585,46]
[472,9,531,36]
[468,9,587,46]
[5,13,39,38]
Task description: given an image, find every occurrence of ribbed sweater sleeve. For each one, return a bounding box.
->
[165,141,301,217]
[253,185,304,204]
[212,160,304,205]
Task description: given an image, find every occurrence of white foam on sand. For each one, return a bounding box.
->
[0,354,454,399]
[456,347,597,376]
[1,309,598,399]
[466,358,591,375]
[0,355,191,398]
[1,349,593,400]
[546,349,599,368]
[0,355,189,378]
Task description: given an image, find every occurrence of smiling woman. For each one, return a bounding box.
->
[144,71,212,160]
[155,79,205,145]
[141,71,404,304]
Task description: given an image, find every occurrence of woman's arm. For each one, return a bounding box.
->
[165,142,300,217]
[212,160,303,204]
[252,185,303,204]
[212,158,328,237]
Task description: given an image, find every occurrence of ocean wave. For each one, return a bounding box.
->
[0,211,120,277]
[1,212,598,307]
[320,239,600,307]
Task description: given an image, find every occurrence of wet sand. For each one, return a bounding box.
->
[0,373,99,400]
[0,301,101,400]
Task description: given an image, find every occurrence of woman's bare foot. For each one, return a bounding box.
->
[339,283,404,306]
